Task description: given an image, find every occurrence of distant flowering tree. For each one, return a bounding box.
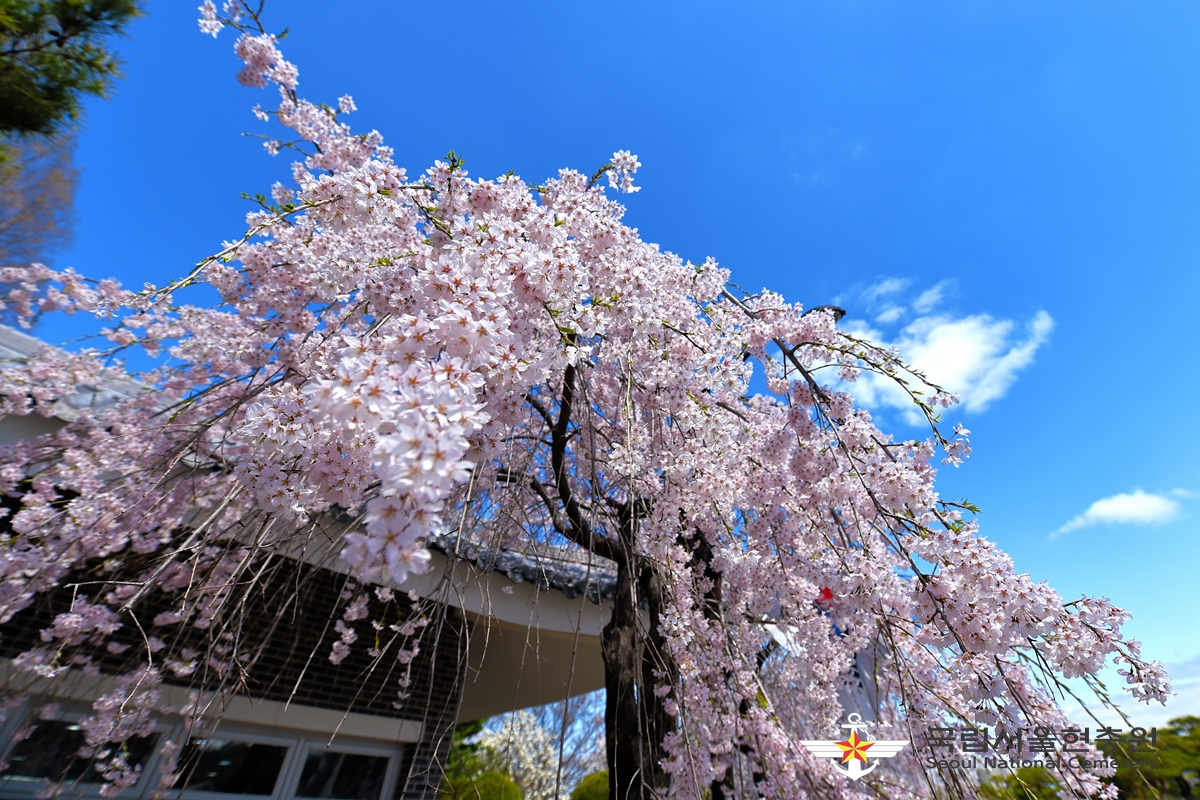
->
[478,695,606,800]
[0,3,1172,799]
[479,709,569,800]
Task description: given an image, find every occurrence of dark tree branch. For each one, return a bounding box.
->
[548,364,625,565]
[526,475,619,563]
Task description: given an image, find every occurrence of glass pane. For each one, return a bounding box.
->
[295,750,389,800]
[176,738,288,795]
[0,720,158,785]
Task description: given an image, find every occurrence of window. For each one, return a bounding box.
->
[0,720,158,787]
[295,750,390,800]
[176,738,290,796]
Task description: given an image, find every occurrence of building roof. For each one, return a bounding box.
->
[0,324,144,421]
[431,533,618,605]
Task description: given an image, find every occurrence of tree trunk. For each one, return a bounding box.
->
[602,553,676,800]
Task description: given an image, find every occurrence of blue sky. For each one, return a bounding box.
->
[42,1,1199,724]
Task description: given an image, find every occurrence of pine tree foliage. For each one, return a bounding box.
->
[0,0,141,138]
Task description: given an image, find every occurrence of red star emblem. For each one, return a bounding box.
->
[834,730,875,764]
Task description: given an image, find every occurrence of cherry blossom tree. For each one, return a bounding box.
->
[0,3,1171,799]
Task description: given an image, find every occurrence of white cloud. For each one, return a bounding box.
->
[1053,490,1181,538]
[844,310,1054,423]
[863,277,908,302]
[875,305,905,324]
[912,281,950,314]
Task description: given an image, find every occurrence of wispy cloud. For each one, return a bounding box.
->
[844,310,1054,423]
[863,277,908,302]
[875,305,904,324]
[790,171,825,185]
[1168,653,1200,679]
[1061,658,1198,729]
[912,281,950,314]
[1053,490,1182,539]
